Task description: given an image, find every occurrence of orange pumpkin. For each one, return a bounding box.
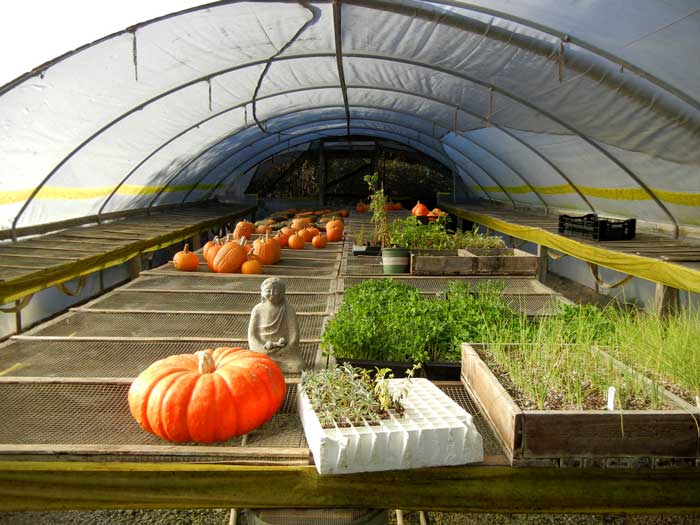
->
[173,244,199,272]
[233,220,255,240]
[355,202,368,213]
[253,233,281,265]
[298,228,315,243]
[128,347,286,443]
[312,234,327,249]
[291,218,311,230]
[287,233,306,250]
[280,227,296,237]
[306,226,320,238]
[276,233,289,248]
[256,224,271,235]
[212,238,247,273]
[393,202,404,210]
[241,258,263,274]
[325,219,344,242]
[412,201,430,216]
[203,237,222,263]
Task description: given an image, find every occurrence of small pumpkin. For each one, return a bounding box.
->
[291,217,311,230]
[312,234,327,249]
[392,202,403,210]
[241,257,263,274]
[173,244,199,272]
[287,232,306,250]
[412,201,430,216]
[128,347,286,443]
[203,236,222,263]
[280,226,296,237]
[325,218,344,242]
[256,224,272,235]
[212,238,247,273]
[298,228,315,243]
[233,220,255,240]
[356,202,368,213]
[253,233,281,265]
[276,232,289,248]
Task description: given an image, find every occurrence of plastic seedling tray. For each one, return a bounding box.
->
[298,378,483,475]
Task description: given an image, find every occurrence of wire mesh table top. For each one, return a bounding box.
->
[129,274,336,293]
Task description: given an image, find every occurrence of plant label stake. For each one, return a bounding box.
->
[607,386,616,411]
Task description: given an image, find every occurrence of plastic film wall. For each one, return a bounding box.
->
[1,0,699,237]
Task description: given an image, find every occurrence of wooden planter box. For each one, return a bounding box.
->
[460,343,700,466]
[410,248,537,276]
[457,248,537,276]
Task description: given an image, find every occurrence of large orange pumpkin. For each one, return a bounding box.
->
[212,238,247,273]
[233,220,255,240]
[128,347,286,443]
[325,219,344,242]
[173,244,199,272]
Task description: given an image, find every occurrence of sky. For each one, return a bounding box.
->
[0,1,206,86]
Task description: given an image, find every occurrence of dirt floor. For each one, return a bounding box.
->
[1,274,697,524]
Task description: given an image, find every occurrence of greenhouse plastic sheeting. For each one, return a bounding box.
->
[1,0,699,235]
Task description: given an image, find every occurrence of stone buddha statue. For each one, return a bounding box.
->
[247,277,305,373]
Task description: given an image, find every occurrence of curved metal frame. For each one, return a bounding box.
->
[176,104,458,205]
[440,143,516,209]
[4,0,695,114]
[173,105,507,205]
[7,31,683,235]
[215,125,466,196]
[213,118,517,208]
[157,83,592,212]
[184,115,458,203]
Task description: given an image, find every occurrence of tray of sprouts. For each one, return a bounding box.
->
[298,364,483,474]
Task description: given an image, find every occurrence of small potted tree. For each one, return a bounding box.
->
[364,173,409,274]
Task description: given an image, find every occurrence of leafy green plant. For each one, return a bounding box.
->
[388,215,452,250]
[321,278,516,363]
[452,227,507,251]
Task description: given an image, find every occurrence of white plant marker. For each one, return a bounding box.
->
[695,396,700,409]
[607,386,616,411]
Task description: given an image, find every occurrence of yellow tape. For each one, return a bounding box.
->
[468,184,700,206]
[443,204,700,294]
[0,183,224,205]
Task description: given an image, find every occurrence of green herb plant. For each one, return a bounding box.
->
[300,363,420,428]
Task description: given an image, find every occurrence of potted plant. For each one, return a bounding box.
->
[298,363,483,474]
[364,173,410,274]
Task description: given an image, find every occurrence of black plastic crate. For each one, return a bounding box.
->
[558,214,636,241]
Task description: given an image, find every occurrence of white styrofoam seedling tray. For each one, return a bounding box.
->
[298,378,483,475]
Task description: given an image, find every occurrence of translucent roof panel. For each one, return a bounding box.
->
[1,0,699,238]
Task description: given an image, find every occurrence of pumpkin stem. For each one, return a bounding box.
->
[239,237,247,247]
[183,244,190,253]
[196,349,216,374]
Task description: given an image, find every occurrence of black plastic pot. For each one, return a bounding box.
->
[338,359,414,378]
[423,362,461,381]
[352,245,382,257]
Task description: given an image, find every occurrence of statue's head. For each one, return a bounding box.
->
[261,277,286,305]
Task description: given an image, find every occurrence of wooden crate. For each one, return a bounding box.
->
[457,248,538,276]
[460,343,700,466]
[410,248,537,276]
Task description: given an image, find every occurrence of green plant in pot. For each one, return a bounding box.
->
[364,173,409,273]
